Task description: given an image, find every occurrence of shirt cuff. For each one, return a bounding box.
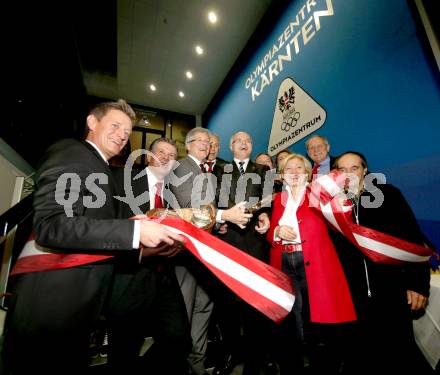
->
[132,220,140,249]
[216,209,225,223]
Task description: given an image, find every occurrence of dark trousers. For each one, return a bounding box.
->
[277,252,357,375]
[1,264,113,375]
[106,260,191,375]
[351,292,433,374]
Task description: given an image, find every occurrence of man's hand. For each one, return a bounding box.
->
[407,290,428,311]
[255,212,270,234]
[221,202,253,229]
[139,219,185,248]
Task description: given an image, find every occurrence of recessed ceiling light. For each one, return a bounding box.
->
[149,84,156,91]
[195,45,204,55]
[186,71,193,79]
[208,11,217,24]
[178,91,185,98]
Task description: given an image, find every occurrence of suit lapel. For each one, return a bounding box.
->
[184,155,203,176]
[82,141,119,209]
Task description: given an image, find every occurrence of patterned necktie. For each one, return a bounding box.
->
[206,161,213,172]
[200,163,207,173]
[238,161,245,175]
[154,182,164,208]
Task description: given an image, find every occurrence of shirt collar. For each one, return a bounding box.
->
[146,167,163,187]
[206,159,216,166]
[318,156,330,167]
[188,154,204,165]
[85,140,109,164]
[286,182,308,202]
[234,158,249,168]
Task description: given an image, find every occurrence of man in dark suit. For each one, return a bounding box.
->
[108,137,191,374]
[205,133,228,174]
[214,131,273,375]
[1,100,184,375]
[305,134,336,178]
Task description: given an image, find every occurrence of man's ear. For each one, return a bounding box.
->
[146,154,153,165]
[86,114,97,132]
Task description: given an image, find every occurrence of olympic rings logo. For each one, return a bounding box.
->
[281,111,300,132]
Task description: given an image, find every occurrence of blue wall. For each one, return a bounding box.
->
[205,0,440,249]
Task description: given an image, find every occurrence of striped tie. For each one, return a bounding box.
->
[238,161,245,175]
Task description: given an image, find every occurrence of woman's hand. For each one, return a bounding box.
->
[276,225,297,241]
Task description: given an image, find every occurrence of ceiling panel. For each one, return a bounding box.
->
[83,0,273,115]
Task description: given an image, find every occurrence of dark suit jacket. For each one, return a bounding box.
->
[211,157,228,183]
[108,166,190,348]
[332,183,430,306]
[111,166,174,218]
[216,160,270,261]
[33,139,135,252]
[4,139,137,371]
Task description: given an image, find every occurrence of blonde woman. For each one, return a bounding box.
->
[266,153,356,374]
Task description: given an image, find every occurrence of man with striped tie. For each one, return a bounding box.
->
[213,131,273,375]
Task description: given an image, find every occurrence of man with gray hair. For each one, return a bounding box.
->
[212,131,273,375]
[305,134,335,178]
[170,127,251,375]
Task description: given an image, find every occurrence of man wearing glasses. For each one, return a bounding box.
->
[170,127,252,375]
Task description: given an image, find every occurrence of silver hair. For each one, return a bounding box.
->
[305,134,329,149]
[229,131,252,147]
[185,127,211,146]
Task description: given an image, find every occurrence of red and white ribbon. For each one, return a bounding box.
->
[310,172,435,265]
[11,232,112,275]
[11,217,294,322]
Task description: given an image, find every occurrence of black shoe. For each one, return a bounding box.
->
[212,354,235,375]
[265,360,278,375]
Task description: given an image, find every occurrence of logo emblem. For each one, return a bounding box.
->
[268,77,327,155]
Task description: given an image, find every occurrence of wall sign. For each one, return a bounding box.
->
[268,77,326,155]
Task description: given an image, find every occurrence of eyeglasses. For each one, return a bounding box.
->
[189,138,210,144]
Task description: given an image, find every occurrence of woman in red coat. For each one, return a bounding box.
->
[266,153,356,374]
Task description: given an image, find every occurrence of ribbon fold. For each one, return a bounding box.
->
[309,171,435,265]
[12,217,295,322]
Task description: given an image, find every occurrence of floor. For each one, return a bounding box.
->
[89,336,249,374]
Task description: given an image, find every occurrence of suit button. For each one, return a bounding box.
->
[305,261,310,266]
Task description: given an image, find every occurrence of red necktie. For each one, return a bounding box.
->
[206,161,213,172]
[154,182,164,208]
[311,164,320,181]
